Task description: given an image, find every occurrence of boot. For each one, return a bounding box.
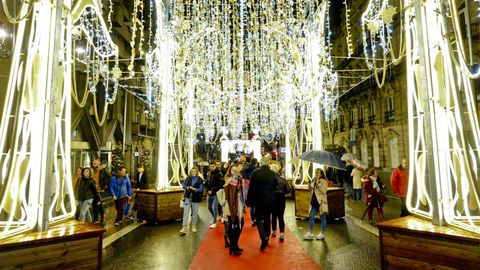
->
[377,208,385,222]
[192,224,197,233]
[179,226,187,235]
[367,208,374,224]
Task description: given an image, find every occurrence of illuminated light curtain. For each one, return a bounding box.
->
[405,0,480,234]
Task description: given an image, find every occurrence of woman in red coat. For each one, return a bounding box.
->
[362,167,387,224]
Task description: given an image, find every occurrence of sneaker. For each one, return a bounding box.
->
[127,215,135,221]
[303,232,314,239]
[114,222,120,227]
[192,224,197,233]
[271,231,276,237]
[209,223,217,229]
[279,233,285,241]
[179,226,187,235]
[316,232,325,240]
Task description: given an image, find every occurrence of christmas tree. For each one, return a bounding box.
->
[111,147,125,174]
[139,148,152,173]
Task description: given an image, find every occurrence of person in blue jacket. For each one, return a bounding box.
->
[110,166,132,226]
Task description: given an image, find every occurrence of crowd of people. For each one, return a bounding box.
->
[73,160,149,226]
[72,153,409,256]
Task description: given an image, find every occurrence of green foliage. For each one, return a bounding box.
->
[111,147,125,174]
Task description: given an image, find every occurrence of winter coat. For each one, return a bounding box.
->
[217,181,245,220]
[182,176,204,203]
[109,175,132,199]
[247,165,278,210]
[362,176,387,208]
[309,177,328,214]
[76,177,100,202]
[351,168,364,189]
[391,166,408,198]
[205,169,224,196]
[135,172,149,189]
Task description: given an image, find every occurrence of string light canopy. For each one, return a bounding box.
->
[160,0,338,141]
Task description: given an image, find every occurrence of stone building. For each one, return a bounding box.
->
[326,0,480,170]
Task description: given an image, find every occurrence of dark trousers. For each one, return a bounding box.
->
[92,198,104,221]
[255,207,272,242]
[400,197,409,217]
[114,197,128,222]
[227,216,244,250]
[272,194,286,233]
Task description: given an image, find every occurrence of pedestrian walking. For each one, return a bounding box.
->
[128,164,148,221]
[391,159,409,217]
[218,169,245,256]
[362,167,387,224]
[247,156,278,251]
[180,167,204,235]
[303,168,328,240]
[205,161,224,228]
[92,160,110,223]
[243,157,258,226]
[270,164,291,241]
[76,167,101,223]
[109,167,132,226]
[351,167,364,200]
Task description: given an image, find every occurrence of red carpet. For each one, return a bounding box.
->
[189,211,320,270]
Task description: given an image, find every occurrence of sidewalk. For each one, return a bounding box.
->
[344,194,402,236]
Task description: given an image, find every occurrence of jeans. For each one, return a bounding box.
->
[353,189,362,200]
[182,198,200,226]
[207,195,218,223]
[78,199,93,222]
[308,205,327,233]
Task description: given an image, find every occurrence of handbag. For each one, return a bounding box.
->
[180,198,185,208]
[378,194,388,204]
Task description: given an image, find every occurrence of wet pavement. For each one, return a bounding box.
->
[101,195,403,270]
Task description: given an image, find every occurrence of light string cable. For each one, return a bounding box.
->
[1,0,35,23]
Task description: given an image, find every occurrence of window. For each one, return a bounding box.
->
[349,110,355,128]
[358,107,364,128]
[387,96,394,111]
[385,96,395,122]
[369,101,375,116]
[369,101,376,125]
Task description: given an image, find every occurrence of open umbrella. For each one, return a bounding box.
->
[350,159,368,170]
[341,153,360,161]
[298,150,346,170]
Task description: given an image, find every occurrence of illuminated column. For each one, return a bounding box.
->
[406,0,480,234]
[285,126,292,179]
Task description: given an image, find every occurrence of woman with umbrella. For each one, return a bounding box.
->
[303,168,328,240]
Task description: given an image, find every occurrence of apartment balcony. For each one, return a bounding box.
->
[349,122,354,128]
[369,115,376,125]
[340,124,345,132]
[358,119,364,128]
[385,110,395,122]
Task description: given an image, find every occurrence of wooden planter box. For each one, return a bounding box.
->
[294,186,345,219]
[136,188,184,224]
[377,216,480,269]
[0,220,105,269]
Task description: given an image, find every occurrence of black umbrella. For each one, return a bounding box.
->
[298,150,346,170]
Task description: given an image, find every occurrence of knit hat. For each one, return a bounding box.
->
[260,156,271,166]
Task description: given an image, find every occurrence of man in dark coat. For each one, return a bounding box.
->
[205,161,224,228]
[128,164,149,221]
[247,156,278,251]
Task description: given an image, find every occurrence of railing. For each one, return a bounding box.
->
[385,110,395,122]
[369,115,376,125]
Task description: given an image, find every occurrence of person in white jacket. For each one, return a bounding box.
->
[351,167,365,200]
[303,168,328,240]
